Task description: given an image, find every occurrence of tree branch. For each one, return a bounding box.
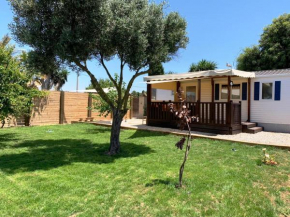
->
[121,69,151,110]
[100,54,119,89]
[119,55,125,88]
[100,55,122,103]
[74,60,114,108]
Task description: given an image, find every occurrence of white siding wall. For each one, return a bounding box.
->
[251,76,290,125]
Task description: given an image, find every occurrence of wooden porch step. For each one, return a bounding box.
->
[241,122,257,131]
[85,117,94,122]
[245,126,263,134]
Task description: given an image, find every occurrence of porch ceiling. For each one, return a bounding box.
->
[144,69,255,83]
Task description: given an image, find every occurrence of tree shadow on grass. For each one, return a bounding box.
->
[145,179,175,187]
[128,129,169,139]
[85,127,112,135]
[0,139,154,174]
[0,133,19,149]
[85,126,165,140]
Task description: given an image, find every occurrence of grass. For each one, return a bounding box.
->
[0,124,289,217]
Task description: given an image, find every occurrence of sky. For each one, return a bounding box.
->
[0,0,289,92]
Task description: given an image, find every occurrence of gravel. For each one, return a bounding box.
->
[95,119,290,148]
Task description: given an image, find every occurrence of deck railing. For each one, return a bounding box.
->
[148,101,241,127]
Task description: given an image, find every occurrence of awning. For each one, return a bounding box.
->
[143,69,255,83]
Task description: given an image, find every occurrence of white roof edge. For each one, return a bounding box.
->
[254,73,290,78]
[144,69,255,82]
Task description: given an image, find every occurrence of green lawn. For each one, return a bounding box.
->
[0,124,289,217]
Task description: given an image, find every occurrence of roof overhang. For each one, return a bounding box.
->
[144,69,255,83]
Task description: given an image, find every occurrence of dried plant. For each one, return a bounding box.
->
[168,87,199,188]
[262,148,278,165]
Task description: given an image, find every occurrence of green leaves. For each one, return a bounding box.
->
[189,59,218,72]
[90,74,128,117]
[237,13,290,71]
[9,0,188,73]
[0,35,45,124]
[236,46,262,71]
[149,62,164,76]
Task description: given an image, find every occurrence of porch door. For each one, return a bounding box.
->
[186,86,196,102]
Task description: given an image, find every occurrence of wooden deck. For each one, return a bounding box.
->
[147,101,242,135]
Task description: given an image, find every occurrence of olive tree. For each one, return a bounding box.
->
[9,0,188,154]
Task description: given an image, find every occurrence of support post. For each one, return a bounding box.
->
[211,78,215,123]
[176,81,180,92]
[197,79,201,117]
[211,78,214,103]
[176,81,180,102]
[59,91,65,124]
[227,76,231,102]
[197,79,201,102]
[147,83,152,125]
[247,78,251,122]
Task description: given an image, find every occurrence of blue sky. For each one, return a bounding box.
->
[1,0,289,92]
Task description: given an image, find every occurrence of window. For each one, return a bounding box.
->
[262,83,273,99]
[151,88,156,100]
[221,84,240,100]
[232,84,241,99]
[151,89,174,101]
[186,86,196,102]
[221,85,228,99]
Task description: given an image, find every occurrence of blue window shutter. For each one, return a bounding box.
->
[242,82,247,100]
[254,82,260,100]
[275,81,281,101]
[215,84,219,100]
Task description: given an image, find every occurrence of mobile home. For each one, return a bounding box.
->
[143,69,290,134]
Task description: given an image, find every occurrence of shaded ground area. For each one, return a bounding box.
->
[0,124,289,216]
[92,119,290,147]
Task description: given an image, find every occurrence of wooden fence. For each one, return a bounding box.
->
[4,91,131,127]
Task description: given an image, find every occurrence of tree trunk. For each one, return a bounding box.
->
[108,109,126,155]
[177,134,191,188]
[24,115,30,126]
[177,122,192,188]
[1,120,5,128]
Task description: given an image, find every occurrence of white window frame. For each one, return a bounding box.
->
[261,82,273,100]
[186,86,197,102]
[218,83,241,101]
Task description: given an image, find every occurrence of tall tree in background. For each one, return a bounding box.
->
[236,46,262,71]
[189,59,217,72]
[237,13,290,71]
[9,0,188,154]
[86,78,115,90]
[22,51,69,90]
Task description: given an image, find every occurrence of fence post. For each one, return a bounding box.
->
[130,96,133,119]
[88,94,92,118]
[59,91,65,124]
